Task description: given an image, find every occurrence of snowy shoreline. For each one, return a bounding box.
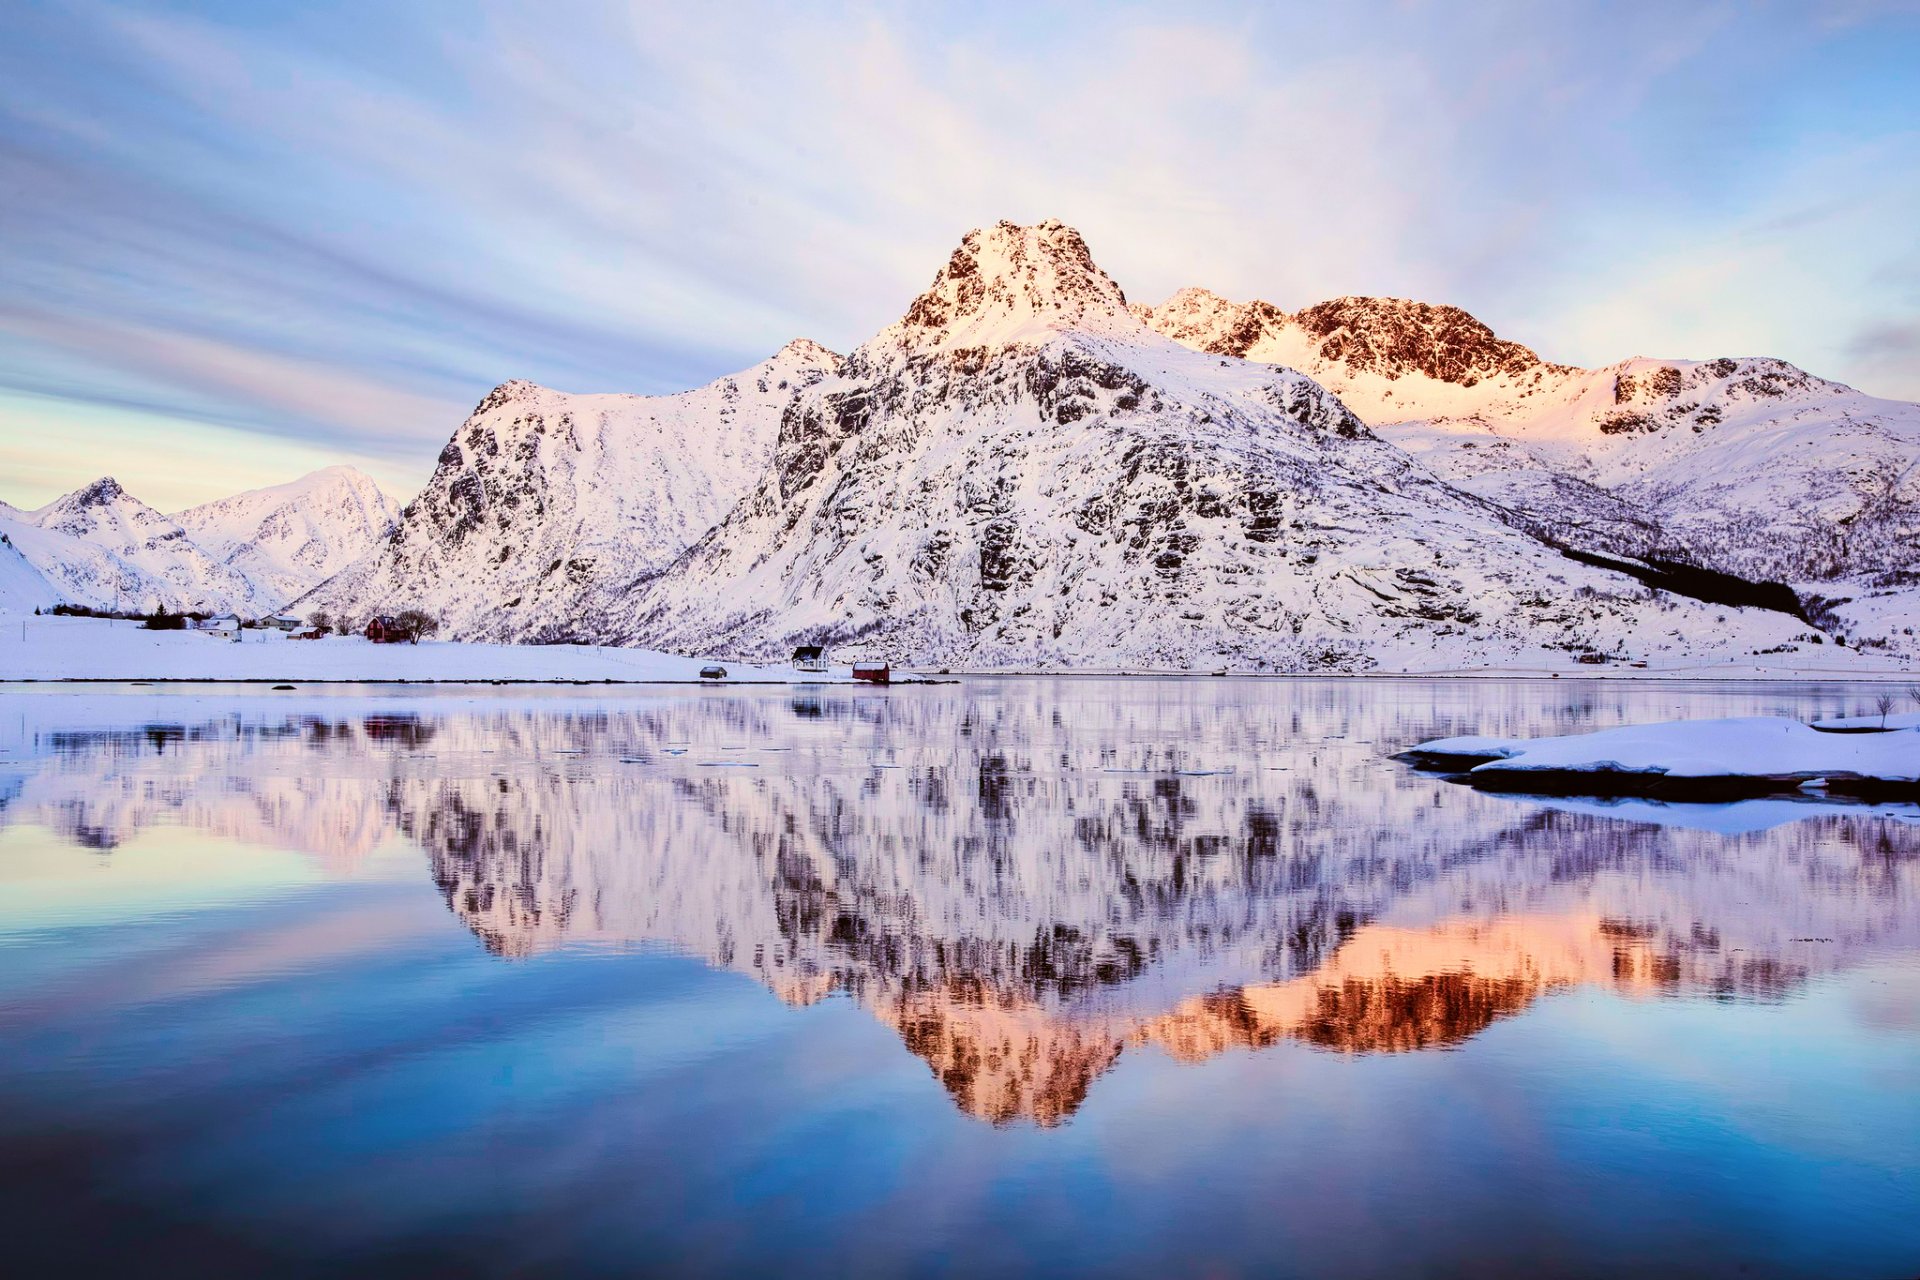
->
[0,615,849,685]
[1403,715,1920,800]
[3,613,1916,685]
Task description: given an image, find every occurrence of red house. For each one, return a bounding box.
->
[364,616,404,644]
[852,661,891,684]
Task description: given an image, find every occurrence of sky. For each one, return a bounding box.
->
[1,0,1917,511]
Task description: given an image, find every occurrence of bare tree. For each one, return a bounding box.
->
[393,609,440,645]
[1875,692,1896,729]
[307,609,332,633]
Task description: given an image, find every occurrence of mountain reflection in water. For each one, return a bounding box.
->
[6,681,1917,1127]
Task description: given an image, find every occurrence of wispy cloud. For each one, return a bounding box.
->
[0,0,1915,507]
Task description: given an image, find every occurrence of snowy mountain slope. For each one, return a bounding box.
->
[615,221,1816,670]
[1136,288,1920,589]
[0,515,62,612]
[307,340,840,641]
[174,466,400,610]
[4,478,264,614]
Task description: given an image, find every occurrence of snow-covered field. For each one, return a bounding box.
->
[1408,715,1920,788]
[0,614,845,683]
[3,612,1916,682]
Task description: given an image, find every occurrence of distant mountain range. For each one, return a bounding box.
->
[0,467,398,616]
[6,219,1916,668]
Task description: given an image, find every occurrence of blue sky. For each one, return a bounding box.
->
[2,0,1917,510]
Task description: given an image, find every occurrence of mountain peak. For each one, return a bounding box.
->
[1291,296,1557,382]
[888,219,1137,351]
[34,476,151,527]
[1139,288,1560,385]
[1138,288,1290,359]
[70,476,128,508]
[775,337,839,365]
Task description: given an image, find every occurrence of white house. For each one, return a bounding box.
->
[196,614,243,639]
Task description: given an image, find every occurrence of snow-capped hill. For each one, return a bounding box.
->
[16,476,262,614]
[1142,286,1920,599]
[1383,355,1920,586]
[1288,296,1560,384]
[773,337,840,368]
[0,523,61,612]
[175,465,401,610]
[1129,286,1283,357]
[1136,287,1560,381]
[308,340,841,640]
[35,477,153,541]
[878,219,1139,353]
[614,222,1814,670]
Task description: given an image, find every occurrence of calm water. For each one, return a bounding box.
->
[1,679,1916,1278]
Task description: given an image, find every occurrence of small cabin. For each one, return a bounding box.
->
[195,613,241,631]
[365,616,405,644]
[852,661,891,684]
[791,644,827,673]
[699,664,728,680]
[262,615,301,632]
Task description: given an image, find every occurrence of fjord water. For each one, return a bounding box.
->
[1,680,1915,1278]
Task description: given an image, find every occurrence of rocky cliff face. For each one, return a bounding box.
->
[611,222,1810,669]
[304,340,839,640]
[1136,287,1558,385]
[266,218,1920,661]
[1139,286,1920,613]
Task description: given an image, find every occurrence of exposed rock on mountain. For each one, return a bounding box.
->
[614,221,1813,669]
[1136,287,1561,386]
[1138,287,1920,620]
[306,340,839,641]
[175,466,400,610]
[2,477,264,614]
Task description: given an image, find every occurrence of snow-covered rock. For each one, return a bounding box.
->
[174,466,400,611]
[1137,288,1920,602]
[305,340,840,641]
[612,221,1826,670]
[1406,716,1920,792]
[4,477,264,614]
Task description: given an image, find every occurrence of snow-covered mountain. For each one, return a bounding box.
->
[612,220,1818,669]
[0,469,405,617]
[20,218,1910,665]
[0,511,62,612]
[174,466,400,611]
[303,341,839,641]
[3,477,265,614]
[1135,288,1920,592]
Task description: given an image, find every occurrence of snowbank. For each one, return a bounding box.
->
[0,614,850,683]
[1403,715,1920,799]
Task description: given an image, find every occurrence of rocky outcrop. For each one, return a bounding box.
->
[612,222,1813,670]
[304,340,839,640]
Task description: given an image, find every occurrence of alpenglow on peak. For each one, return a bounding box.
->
[880,219,1140,352]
